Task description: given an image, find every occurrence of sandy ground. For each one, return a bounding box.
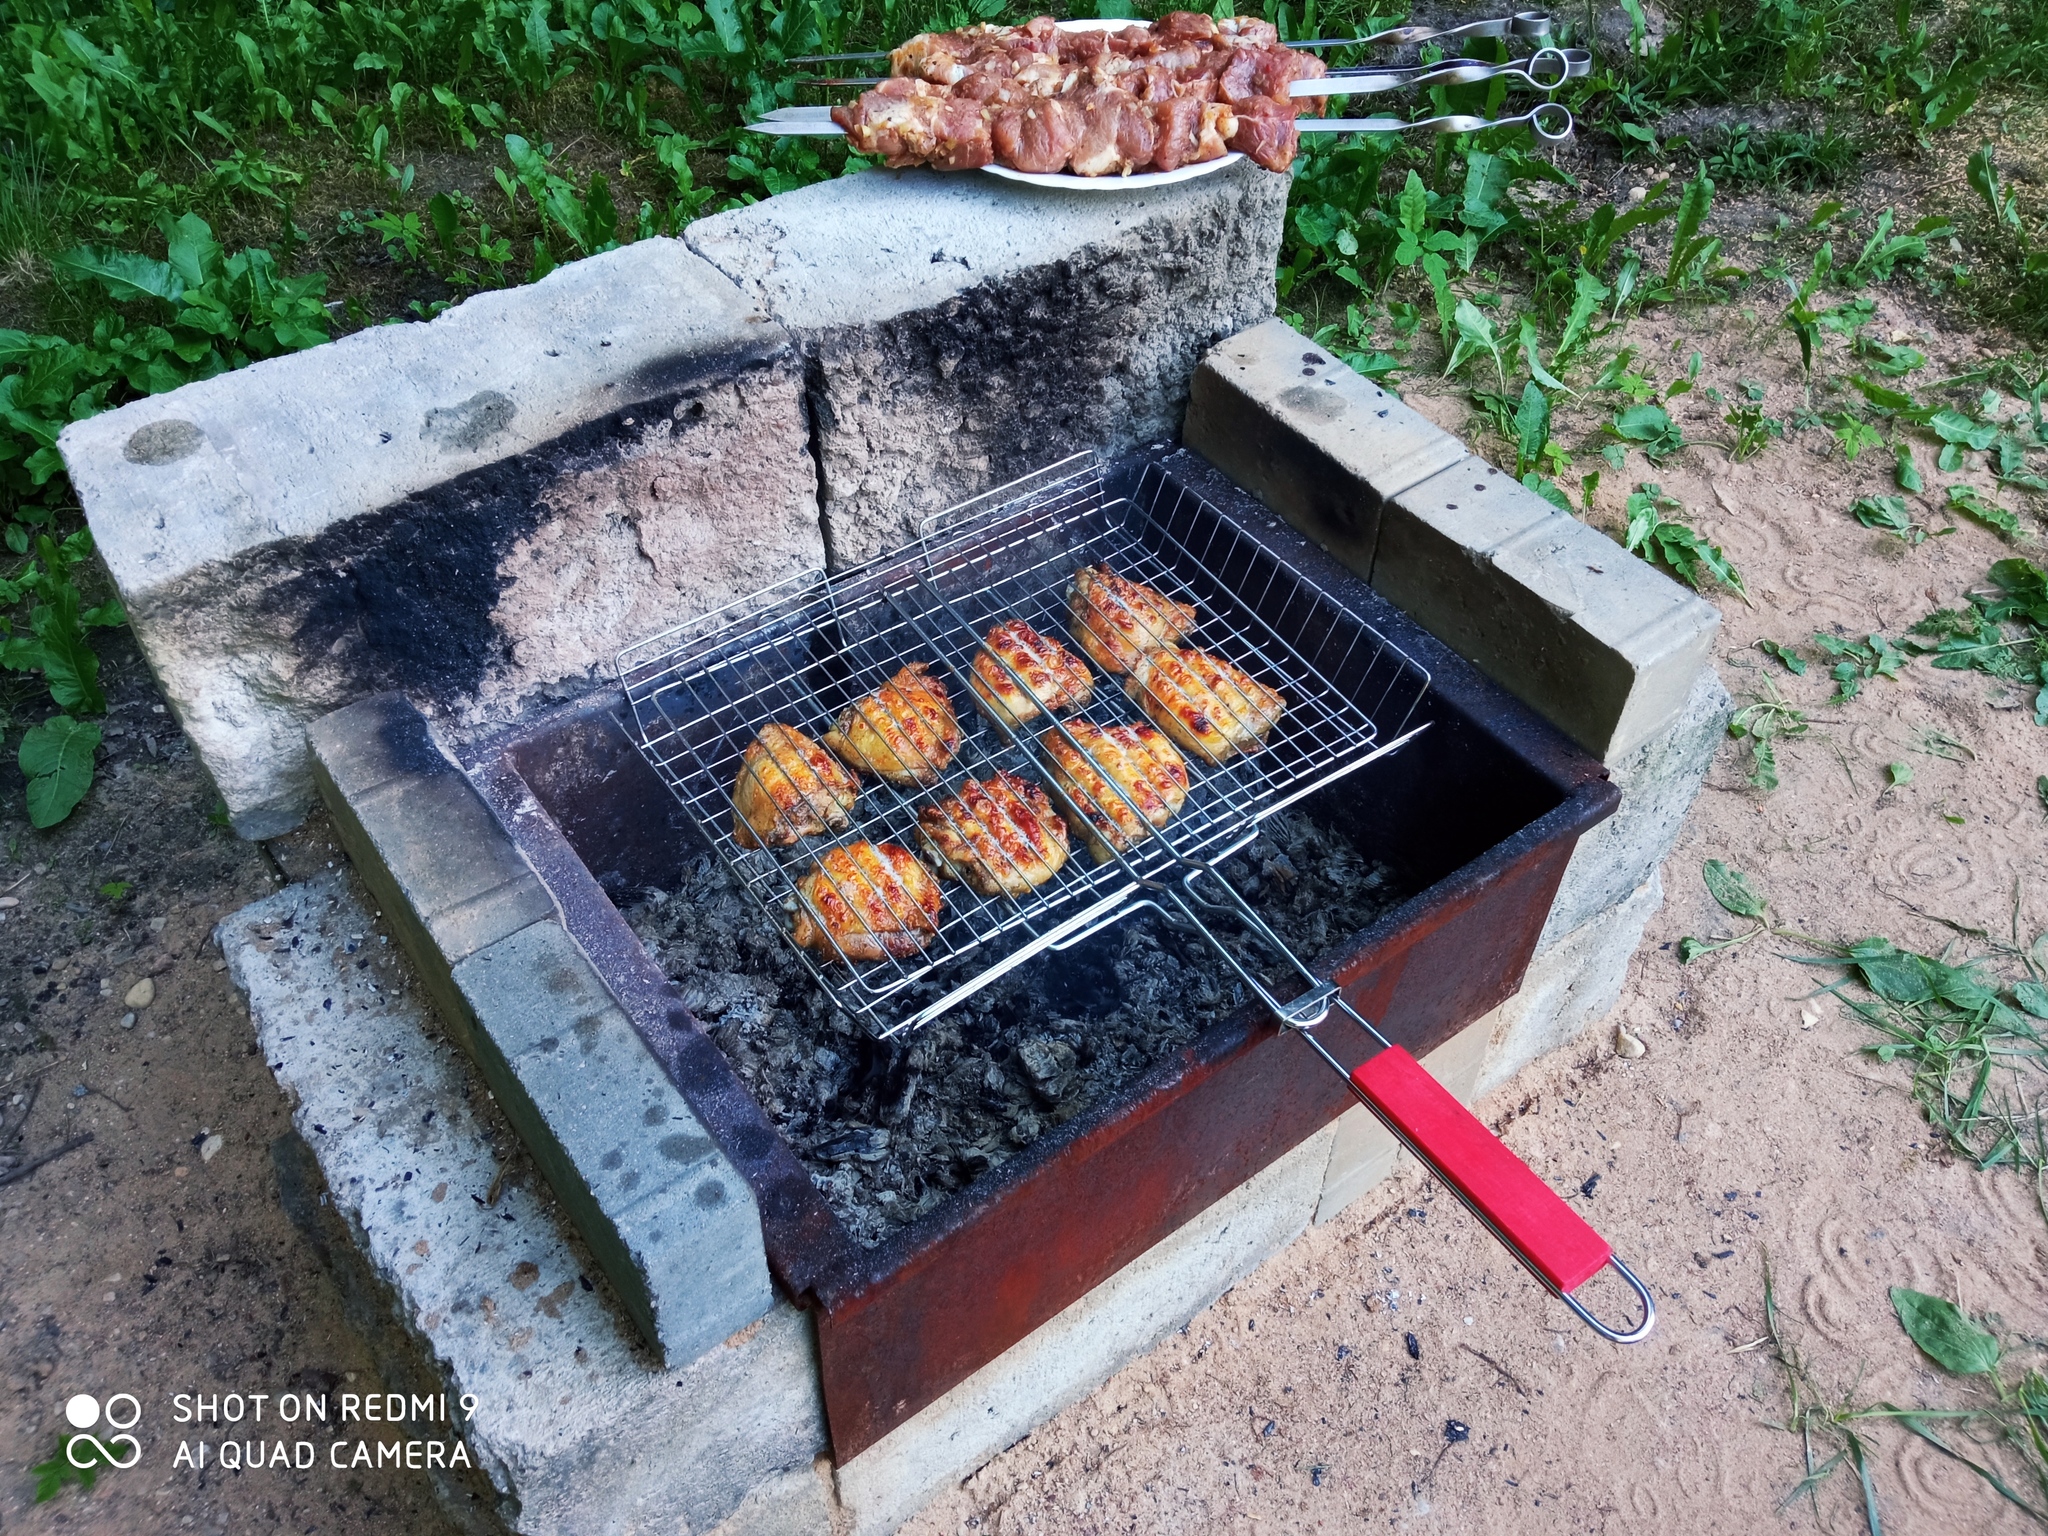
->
[3,233,2046,1536]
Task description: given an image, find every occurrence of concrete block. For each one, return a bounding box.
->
[1478,868,1665,1097]
[1373,462,1720,761]
[1539,665,1730,949]
[688,162,1289,565]
[309,693,553,1054]
[832,1123,1337,1536]
[220,875,828,1536]
[1182,316,1467,570]
[1182,318,1720,764]
[62,239,824,836]
[707,1465,836,1536]
[451,919,774,1368]
[1315,1012,1494,1226]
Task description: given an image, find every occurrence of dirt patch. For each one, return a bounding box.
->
[0,633,455,1535]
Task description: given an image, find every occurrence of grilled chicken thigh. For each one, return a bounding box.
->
[1039,720,1190,863]
[731,723,860,850]
[1124,647,1286,764]
[790,841,946,963]
[917,771,1070,897]
[1066,563,1198,674]
[824,662,961,787]
[968,619,1095,729]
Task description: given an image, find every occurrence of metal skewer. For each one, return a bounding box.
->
[787,10,1554,64]
[796,48,1588,91]
[1291,46,1589,97]
[1290,10,1556,49]
[1299,100,1574,140]
[746,101,1573,142]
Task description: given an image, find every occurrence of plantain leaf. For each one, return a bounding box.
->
[1514,379,1550,478]
[1890,1287,1999,1375]
[1894,443,1924,493]
[19,714,101,829]
[1702,859,1767,919]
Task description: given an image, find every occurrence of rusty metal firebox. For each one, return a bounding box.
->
[462,446,1617,1459]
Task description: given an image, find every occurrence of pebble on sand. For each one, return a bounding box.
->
[1614,1024,1646,1059]
[124,977,155,1009]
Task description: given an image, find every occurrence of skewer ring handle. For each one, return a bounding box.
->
[1560,1255,1659,1344]
[1527,100,1575,142]
[1525,45,1574,88]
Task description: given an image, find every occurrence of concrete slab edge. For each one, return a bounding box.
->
[306,692,772,1369]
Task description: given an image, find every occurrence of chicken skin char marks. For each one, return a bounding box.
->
[917,770,1071,897]
[1124,647,1286,765]
[1040,720,1190,865]
[790,841,946,963]
[1066,563,1198,675]
[731,723,861,850]
[968,618,1095,728]
[831,12,1323,175]
[822,662,961,787]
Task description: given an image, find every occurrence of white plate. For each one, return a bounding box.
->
[980,152,1244,190]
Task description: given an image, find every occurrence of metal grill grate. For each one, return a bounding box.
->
[618,453,1431,1036]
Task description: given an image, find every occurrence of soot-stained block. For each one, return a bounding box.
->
[60,240,825,837]
[688,162,1289,566]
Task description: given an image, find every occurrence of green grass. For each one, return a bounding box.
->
[1701,123,1860,190]
[1759,1258,2048,1535]
[1811,907,2048,1199]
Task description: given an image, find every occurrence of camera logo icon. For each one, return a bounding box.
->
[63,1393,142,1470]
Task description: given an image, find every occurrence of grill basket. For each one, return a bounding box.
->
[618,452,1429,1035]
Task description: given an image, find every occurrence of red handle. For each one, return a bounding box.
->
[1351,1047,1611,1294]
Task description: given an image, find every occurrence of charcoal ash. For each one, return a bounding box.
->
[625,806,1403,1249]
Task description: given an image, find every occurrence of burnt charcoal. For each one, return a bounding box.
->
[1015,1037,1075,1105]
[815,1127,892,1163]
[626,806,1404,1249]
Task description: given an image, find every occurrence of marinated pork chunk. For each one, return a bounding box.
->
[991,96,1081,173]
[790,841,946,963]
[917,771,1071,897]
[824,662,961,787]
[1147,93,1205,171]
[831,78,993,169]
[1066,563,1198,675]
[731,723,860,850]
[834,12,1312,177]
[1067,85,1158,177]
[1224,96,1299,172]
[1124,647,1287,765]
[1040,720,1190,864]
[967,619,1095,729]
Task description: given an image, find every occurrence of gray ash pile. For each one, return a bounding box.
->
[625,806,1403,1248]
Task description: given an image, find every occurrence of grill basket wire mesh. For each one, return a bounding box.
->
[618,452,1433,1037]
